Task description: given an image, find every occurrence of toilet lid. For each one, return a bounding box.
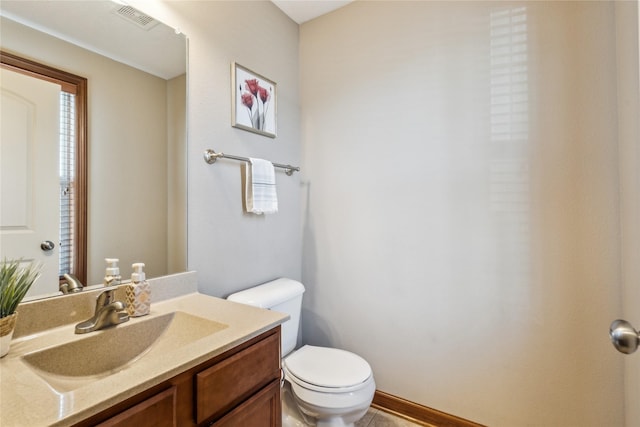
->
[284,345,371,389]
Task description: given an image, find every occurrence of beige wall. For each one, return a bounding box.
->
[167,73,187,274]
[131,0,302,297]
[300,1,625,426]
[615,2,640,426]
[1,17,172,286]
[132,1,635,426]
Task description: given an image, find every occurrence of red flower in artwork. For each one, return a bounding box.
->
[258,86,270,104]
[239,74,272,131]
[241,92,254,109]
[245,79,260,96]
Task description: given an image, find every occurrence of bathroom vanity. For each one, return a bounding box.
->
[0,273,287,427]
[76,327,281,426]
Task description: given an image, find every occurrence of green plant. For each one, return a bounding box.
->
[0,259,41,318]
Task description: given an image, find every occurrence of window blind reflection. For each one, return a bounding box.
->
[489,6,531,306]
[59,91,75,278]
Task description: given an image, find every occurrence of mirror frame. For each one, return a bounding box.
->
[1,50,88,286]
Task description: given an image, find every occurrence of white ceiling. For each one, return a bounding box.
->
[272,0,353,24]
[0,0,350,79]
[0,1,186,80]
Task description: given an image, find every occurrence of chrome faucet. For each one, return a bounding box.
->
[75,289,129,334]
[60,273,84,294]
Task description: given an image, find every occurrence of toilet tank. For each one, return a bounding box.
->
[227,278,305,357]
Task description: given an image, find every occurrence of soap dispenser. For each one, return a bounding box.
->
[125,263,151,317]
[103,258,121,286]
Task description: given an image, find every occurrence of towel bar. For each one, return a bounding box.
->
[203,149,299,176]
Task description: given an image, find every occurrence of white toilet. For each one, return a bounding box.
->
[227,278,375,427]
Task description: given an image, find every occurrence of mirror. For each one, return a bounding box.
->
[0,1,187,299]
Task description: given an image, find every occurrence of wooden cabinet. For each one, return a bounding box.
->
[95,387,177,427]
[75,327,281,427]
[211,380,280,427]
[196,331,280,424]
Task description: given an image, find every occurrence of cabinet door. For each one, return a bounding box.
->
[96,386,177,427]
[196,332,280,424]
[211,380,281,427]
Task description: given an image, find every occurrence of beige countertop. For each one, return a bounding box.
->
[0,291,287,426]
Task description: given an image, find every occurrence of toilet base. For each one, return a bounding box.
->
[282,382,312,427]
[282,378,374,427]
[282,381,365,427]
[316,419,354,427]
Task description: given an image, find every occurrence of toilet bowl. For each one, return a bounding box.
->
[227,278,375,427]
[284,345,375,426]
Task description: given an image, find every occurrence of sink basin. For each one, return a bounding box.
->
[22,311,228,392]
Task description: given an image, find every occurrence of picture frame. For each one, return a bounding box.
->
[231,62,277,138]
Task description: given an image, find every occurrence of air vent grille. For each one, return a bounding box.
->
[113,5,159,30]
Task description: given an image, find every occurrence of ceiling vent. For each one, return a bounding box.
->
[112,5,159,31]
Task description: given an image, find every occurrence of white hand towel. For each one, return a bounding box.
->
[245,158,278,214]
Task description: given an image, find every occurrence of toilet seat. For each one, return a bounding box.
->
[284,345,372,393]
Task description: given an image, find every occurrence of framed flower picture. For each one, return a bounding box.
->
[231,62,277,138]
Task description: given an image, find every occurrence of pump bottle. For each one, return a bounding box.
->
[103,258,121,286]
[125,263,151,317]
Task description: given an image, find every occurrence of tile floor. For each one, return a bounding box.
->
[355,408,427,427]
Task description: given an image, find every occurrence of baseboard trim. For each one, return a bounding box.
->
[372,390,486,427]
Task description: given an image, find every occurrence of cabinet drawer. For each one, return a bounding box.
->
[96,386,176,427]
[211,380,281,427]
[196,332,280,424]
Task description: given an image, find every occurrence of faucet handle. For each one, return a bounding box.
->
[111,300,125,311]
[107,301,129,325]
[75,290,129,334]
[95,289,115,308]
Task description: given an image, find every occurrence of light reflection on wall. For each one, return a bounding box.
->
[489,7,531,313]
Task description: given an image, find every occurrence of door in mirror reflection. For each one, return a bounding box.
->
[0,67,60,292]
